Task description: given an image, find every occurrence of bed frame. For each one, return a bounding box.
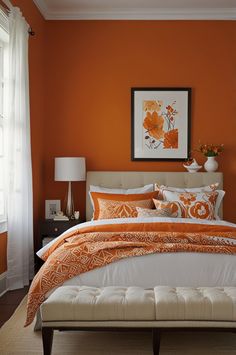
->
[86,171,223,221]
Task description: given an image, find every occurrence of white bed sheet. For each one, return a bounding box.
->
[61,252,236,288]
[37,217,236,289]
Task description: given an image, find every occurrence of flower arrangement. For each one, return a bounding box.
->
[198,144,224,157]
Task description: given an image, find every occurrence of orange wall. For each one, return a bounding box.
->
[0,232,7,274]
[1,13,236,273]
[43,20,236,223]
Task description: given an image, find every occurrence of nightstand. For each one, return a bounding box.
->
[35,219,83,272]
[40,219,82,248]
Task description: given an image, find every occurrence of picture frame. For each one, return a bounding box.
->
[131,87,191,161]
[45,200,61,219]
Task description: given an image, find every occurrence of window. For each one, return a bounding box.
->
[0,9,9,229]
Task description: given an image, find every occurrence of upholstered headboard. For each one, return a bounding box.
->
[86,171,223,221]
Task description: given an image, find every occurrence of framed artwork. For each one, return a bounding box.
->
[131,87,191,161]
[45,200,61,219]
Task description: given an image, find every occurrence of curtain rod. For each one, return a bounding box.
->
[28,28,35,36]
[0,1,35,36]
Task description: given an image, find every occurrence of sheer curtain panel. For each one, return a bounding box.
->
[6,7,34,289]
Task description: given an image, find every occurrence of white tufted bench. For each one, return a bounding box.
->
[40,286,236,355]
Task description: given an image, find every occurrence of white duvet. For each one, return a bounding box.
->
[37,217,236,288]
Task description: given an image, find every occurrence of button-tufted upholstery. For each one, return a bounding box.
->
[41,286,156,321]
[41,285,236,323]
[154,286,236,321]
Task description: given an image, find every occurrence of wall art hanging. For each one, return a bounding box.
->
[131,87,191,161]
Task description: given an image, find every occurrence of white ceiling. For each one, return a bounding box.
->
[33,0,236,20]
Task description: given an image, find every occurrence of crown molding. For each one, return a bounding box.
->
[33,1,236,20]
[33,0,49,18]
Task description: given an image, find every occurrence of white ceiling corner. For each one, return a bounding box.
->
[33,0,49,18]
[33,0,236,20]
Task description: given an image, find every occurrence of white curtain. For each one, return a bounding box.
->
[6,7,34,290]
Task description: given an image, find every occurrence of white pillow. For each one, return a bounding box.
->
[89,184,154,210]
[213,190,225,220]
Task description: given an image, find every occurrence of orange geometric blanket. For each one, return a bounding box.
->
[25,221,236,326]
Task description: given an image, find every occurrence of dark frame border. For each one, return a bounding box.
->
[131,87,192,161]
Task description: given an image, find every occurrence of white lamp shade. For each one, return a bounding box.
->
[55,157,86,182]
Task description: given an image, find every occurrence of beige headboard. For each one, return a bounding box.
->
[86,171,223,221]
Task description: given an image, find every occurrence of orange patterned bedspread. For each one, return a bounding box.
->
[25,221,236,326]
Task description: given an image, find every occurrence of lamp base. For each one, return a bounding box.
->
[65,181,74,218]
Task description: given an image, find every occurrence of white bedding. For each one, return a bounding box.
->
[37,217,236,289]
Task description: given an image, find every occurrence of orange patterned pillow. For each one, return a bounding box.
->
[154,183,219,200]
[153,199,183,218]
[90,191,158,220]
[162,190,219,220]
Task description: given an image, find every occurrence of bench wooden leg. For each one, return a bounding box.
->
[152,328,161,355]
[42,327,54,355]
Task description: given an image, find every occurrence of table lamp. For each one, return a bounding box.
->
[55,157,86,218]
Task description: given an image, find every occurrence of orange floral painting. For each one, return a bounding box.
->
[143,111,164,141]
[163,129,178,149]
[143,100,179,150]
[131,88,191,160]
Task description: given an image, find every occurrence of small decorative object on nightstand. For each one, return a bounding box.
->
[53,211,69,221]
[40,219,83,248]
[74,211,80,220]
[45,200,61,219]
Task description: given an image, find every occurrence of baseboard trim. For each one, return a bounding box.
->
[0,271,8,297]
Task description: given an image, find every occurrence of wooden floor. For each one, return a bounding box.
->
[0,287,28,327]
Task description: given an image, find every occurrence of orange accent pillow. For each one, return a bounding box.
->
[90,191,158,220]
[154,183,219,200]
[162,190,219,220]
[153,199,183,218]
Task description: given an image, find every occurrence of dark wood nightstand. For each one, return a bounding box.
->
[36,219,83,272]
[40,219,83,248]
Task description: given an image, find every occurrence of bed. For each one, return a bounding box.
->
[26,171,236,327]
[64,171,234,286]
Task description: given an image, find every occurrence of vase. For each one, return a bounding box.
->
[204,156,218,172]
